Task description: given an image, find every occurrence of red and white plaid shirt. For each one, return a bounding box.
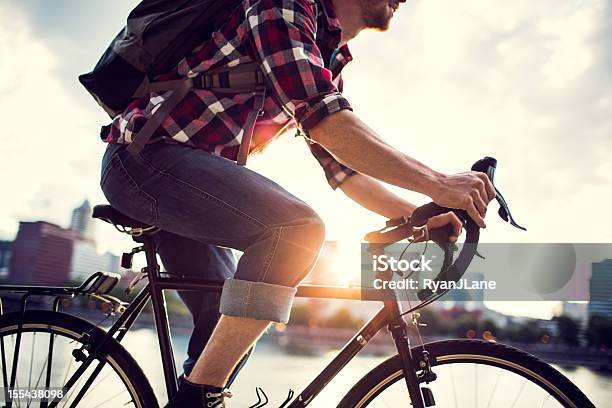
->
[104,0,356,189]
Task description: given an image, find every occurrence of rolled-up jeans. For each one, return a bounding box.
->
[100,141,325,321]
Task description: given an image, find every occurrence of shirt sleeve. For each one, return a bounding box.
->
[245,0,352,134]
[308,140,356,190]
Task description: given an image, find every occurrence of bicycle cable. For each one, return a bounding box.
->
[395,231,432,351]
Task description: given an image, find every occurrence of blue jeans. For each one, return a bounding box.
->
[99,141,325,374]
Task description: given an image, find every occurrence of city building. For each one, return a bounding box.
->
[9,221,76,285]
[71,239,121,282]
[69,200,122,281]
[6,200,124,285]
[0,240,12,277]
[70,199,95,240]
[588,259,612,319]
[557,301,589,326]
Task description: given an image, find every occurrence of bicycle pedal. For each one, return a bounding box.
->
[421,386,435,407]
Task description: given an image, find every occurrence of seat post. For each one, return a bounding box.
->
[139,235,160,280]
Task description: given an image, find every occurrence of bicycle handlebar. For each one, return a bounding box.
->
[365,156,525,303]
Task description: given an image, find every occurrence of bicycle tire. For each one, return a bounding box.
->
[0,310,158,408]
[338,339,594,408]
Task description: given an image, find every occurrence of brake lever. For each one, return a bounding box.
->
[471,156,526,231]
[494,186,526,231]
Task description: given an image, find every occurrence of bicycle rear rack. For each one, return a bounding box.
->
[0,271,127,316]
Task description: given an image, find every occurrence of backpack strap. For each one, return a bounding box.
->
[126,63,266,165]
[237,86,266,166]
[127,78,193,155]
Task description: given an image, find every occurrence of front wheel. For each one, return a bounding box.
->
[339,339,594,408]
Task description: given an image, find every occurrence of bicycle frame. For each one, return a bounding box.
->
[1,234,430,408]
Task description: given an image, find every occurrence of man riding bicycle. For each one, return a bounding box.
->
[99,0,495,406]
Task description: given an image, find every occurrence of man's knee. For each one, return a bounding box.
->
[283,208,326,257]
[300,211,326,247]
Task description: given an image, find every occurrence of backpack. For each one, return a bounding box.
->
[79,0,265,165]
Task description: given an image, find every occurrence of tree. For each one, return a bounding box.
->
[324,307,359,329]
[554,315,580,347]
[585,314,612,349]
[504,320,546,343]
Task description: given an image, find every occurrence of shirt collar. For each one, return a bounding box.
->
[315,0,353,68]
[316,0,342,32]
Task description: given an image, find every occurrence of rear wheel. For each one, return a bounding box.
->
[0,310,158,407]
[339,339,594,408]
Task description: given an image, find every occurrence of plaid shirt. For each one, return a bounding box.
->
[105,0,356,189]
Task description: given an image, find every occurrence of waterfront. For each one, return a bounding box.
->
[122,328,611,407]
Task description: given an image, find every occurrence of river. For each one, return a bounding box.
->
[120,328,611,407]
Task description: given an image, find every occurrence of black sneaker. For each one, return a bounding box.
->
[165,376,233,408]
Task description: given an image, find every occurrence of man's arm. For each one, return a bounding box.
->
[339,173,463,241]
[308,110,495,228]
[339,172,415,218]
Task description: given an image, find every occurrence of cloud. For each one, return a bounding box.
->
[0,3,111,243]
[1,0,610,252]
[341,0,612,242]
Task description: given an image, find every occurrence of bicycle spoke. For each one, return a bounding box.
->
[27,332,36,404]
[28,355,49,408]
[79,369,116,405]
[449,364,458,408]
[474,363,478,408]
[485,367,502,408]
[61,363,90,408]
[509,378,527,408]
[31,340,52,393]
[88,388,132,408]
[10,324,25,397]
[42,333,57,408]
[378,393,393,408]
[61,348,75,387]
[539,393,551,408]
[68,360,109,408]
[9,334,22,408]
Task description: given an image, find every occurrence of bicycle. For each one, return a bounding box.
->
[0,157,596,407]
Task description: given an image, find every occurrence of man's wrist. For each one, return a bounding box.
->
[412,165,446,200]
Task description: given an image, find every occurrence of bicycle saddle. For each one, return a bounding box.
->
[92,205,151,228]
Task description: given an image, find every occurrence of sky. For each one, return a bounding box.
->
[0,0,610,318]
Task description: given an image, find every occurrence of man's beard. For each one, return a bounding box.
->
[360,0,394,31]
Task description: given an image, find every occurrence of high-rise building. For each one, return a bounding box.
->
[70,200,95,240]
[0,240,11,277]
[588,259,612,319]
[71,239,121,281]
[9,222,75,285]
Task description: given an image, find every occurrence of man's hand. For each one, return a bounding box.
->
[426,212,463,242]
[430,172,496,229]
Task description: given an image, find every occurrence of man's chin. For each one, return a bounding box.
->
[366,18,392,32]
[362,4,394,31]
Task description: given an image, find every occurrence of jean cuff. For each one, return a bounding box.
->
[219,278,297,323]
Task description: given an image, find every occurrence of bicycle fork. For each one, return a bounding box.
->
[385,299,430,408]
